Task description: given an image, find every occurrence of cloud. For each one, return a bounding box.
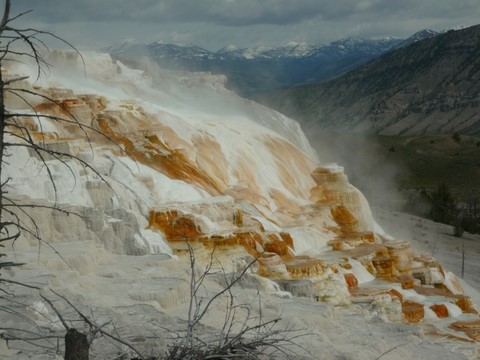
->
[14,0,324,25]
[11,0,480,50]
[16,0,477,27]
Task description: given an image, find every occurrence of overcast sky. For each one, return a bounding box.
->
[12,0,480,51]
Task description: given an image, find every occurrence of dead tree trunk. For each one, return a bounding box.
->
[0,0,9,271]
[64,328,89,360]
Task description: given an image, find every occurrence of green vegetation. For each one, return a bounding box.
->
[453,132,462,143]
[377,134,480,196]
[430,183,456,224]
[375,135,480,234]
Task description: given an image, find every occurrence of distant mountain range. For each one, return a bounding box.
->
[106,31,438,96]
[258,25,480,136]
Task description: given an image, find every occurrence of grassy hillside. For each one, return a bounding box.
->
[377,134,480,195]
[308,133,480,217]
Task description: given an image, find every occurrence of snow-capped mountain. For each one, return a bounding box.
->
[268,41,316,58]
[148,42,217,60]
[396,26,467,49]
[396,29,439,48]
[108,40,218,60]
[323,37,401,55]
[441,25,470,33]
[218,42,316,59]
[106,36,402,96]
[108,40,318,61]
[260,24,480,137]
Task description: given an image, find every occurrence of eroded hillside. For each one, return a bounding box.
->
[258,25,480,136]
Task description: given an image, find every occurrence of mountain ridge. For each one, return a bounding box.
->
[106,28,451,97]
[106,36,404,96]
[257,24,480,136]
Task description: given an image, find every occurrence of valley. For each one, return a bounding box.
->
[258,25,480,136]
[107,37,403,97]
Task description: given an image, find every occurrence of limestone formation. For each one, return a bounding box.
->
[3,52,480,351]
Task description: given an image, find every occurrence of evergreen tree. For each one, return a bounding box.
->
[430,183,456,224]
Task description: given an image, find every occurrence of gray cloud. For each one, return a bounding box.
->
[13,0,478,26]
[14,0,326,25]
[10,0,480,49]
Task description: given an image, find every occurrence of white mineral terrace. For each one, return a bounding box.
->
[1,52,479,359]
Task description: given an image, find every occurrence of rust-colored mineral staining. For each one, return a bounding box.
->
[402,301,425,323]
[284,256,326,278]
[264,136,315,199]
[192,133,229,191]
[309,167,349,205]
[414,286,450,297]
[385,241,413,275]
[339,237,418,284]
[449,319,480,341]
[269,188,302,216]
[394,274,415,289]
[148,210,202,240]
[331,206,358,233]
[311,167,348,186]
[434,283,454,295]
[224,232,263,253]
[339,259,353,270]
[233,209,244,227]
[32,132,59,142]
[36,98,93,128]
[96,114,222,195]
[372,257,394,280]
[79,95,108,114]
[350,287,392,303]
[389,289,404,301]
[455,296,477,314]
[413,287,474,314]
[149,208,302,261]
[202,232,262,255]
[344,273,358,290]
[264,233,292,258]
[430,304,449,318]
[279,232,294,249]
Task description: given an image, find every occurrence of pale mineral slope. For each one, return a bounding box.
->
[0,52,478,359]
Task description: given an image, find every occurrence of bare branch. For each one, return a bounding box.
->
[5,9,33,25]
[0,0,10,34]
[0,278,40,290]
[39,294,70,331]
[48,289,146,359]
[3,75,29,85]
[166,245,308,360]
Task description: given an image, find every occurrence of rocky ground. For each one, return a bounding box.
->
[1,209,480,359]
[374,207,480,298]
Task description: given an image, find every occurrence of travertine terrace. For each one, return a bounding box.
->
[2,52,480,358]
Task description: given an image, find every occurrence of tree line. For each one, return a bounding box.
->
[427,183,480,237]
